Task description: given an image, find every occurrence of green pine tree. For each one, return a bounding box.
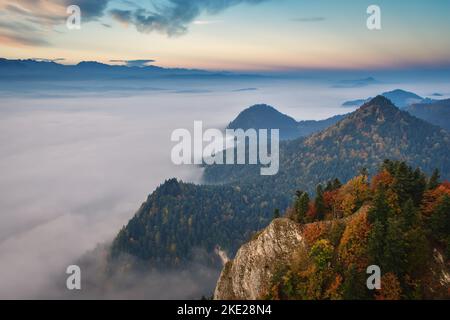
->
[273,208,281,219]
[315,185,326,221]
[428,169,440,190]
[295,192,310,223]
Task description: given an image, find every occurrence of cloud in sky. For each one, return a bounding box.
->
[0,13,49,46]
[109,0,269,36]
[109,59,156,67]
[0,0,270,46]
[0,32,50,47]
[0,0,110,21]
[0,0,111,47]
[193,20,223,25]
[31,58,66,62]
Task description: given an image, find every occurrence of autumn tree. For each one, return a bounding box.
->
[325,178,342,192]
[338,212,371,270]
[421,182,450,216]
[336,175,370,217]
[375,273,402,300]
[310,239,334,271]
[307,239,335,299]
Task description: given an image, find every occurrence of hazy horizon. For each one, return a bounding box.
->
[1,1,450,71]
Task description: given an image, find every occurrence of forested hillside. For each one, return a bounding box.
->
[405,99,450,132]
[110,179,289,267]
[204,96,450,196]
[215,161,450,300]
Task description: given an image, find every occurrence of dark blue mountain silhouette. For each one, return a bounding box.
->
[227,104,346,140]
[0,58,255,81]
[342,89,437,108]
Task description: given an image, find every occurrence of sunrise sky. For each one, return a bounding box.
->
[1,0,450,71]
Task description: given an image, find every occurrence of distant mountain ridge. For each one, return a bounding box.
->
[342,89,437,108]
[0,58,247,81]
[227,104,346,140]
[333,76,380,88]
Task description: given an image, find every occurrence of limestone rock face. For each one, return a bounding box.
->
[214,218,306,300]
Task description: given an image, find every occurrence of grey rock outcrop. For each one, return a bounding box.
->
[214,218,306,300]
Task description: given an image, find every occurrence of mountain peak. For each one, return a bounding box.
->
[226,104,346,140]
[350,95,399,121]
[227,104,299,139]
[342,89,432,109]
[360,95,399,114]
[363,95,395,108]
[305,92,450,156]
[379,89,424,108]
[240,104,285,115]
[383,88,422,98]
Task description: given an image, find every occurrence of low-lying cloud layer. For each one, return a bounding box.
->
[109,59,156,67]
[0,93,206,299]
[50,248,221,300]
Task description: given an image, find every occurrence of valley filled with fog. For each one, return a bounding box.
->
[0,78,448,299]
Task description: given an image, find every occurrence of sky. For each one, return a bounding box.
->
[0,0,450,71]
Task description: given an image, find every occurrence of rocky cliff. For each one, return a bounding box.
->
[214,218,306,300]
[214,212,449,300]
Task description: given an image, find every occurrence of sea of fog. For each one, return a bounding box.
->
[0,78,449,299]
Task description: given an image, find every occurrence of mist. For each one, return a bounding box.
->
[0,77,448,299]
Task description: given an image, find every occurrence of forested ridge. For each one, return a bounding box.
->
[265,160,449,299]
[110,179,289,267]
[204,96,450,195]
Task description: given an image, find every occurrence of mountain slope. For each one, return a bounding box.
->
[405,99,450,132]
[227,104,299,140]
[110,179,289,267]
[215,163,450,300]
[204,96,450,195]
